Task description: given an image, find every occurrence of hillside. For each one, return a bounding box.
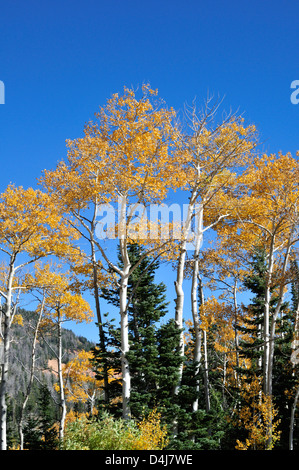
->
[7,308,96,400]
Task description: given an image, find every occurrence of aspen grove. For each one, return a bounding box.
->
[0,85,298,450]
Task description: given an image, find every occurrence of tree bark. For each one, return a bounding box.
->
[197,277,211,412]
[57,310,67,443]
[289,384,299,450]
[191,206,203,411]
[263,235,275,397]
[118,195,132,420]
[233,281,241,389]
[0,262,14,451]
[173,197,196,396]
[90,233,110,403]
[0,312,9,450]
[18,293,45,450]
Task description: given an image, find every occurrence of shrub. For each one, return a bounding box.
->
[62,409,168,450]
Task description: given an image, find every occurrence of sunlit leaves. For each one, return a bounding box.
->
[42,84,184,209]
[0,184,78,260]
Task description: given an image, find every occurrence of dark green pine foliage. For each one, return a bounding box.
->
[38,384,59,450]
[126,246,183,419]
[93,314,123,417]
[94,242,228,449]
[274,258,299,451]
[23,383,59,450]
[166,303,226,450]
[237,247,269,380]
[94,243,183,420]
[152,319,182,422]
[218,248,269,449]
[237,247,297,450]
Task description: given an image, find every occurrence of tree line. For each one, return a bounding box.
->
[0,84,298,450]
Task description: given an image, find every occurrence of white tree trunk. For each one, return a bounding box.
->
[264,236,275,397]
[119,263,131,420]
[173,239,187,396]
[173,199,196,395]
[198,279,211,412]
[289,303,299,450]
[268,236,292,398]
[191,206,204,411]
[119,195,131,420]
[233,281,241,389]
[57,312,66,443]
[19,294,45,450]
[0,314,9,451]
[0,262,14,451]
[289,384,299,450]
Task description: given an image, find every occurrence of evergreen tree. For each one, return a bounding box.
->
[38,384,59,450]
[22,383,58,450]
[291,259,299,312]
[23,415,43,450]
[237,247,268,380]
[94,243,233,449]
[236,247,297,450]
[93,243,183,421]
[167,320,227,450]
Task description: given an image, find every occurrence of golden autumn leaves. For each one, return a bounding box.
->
[0,84,298,450]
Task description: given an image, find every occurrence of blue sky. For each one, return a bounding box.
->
[0,0,298,341]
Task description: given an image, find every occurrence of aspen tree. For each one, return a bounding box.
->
[191,231,252,397]
[0,185,74,450]
[216,152,299,447]
[172,99,257,398]
[42,84,183,420]
[236,153,299,397]
[289,260,299,450]
[39,264,93,442]
[17,291,46,450]
[60,350,103,415]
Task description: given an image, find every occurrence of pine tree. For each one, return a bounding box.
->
[166,318,227,450]
[93,243,183,421]
[236,247,296,449]
[38,384,59,450]
[238,247,268,380]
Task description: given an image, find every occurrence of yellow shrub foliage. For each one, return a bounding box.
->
[132,409,169,450]
[234,376,281,450]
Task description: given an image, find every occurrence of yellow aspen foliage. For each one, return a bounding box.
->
[131,409,169,450]
[56,350,103,405]
[187,298,243,385]
[11,314,23,326]
[0,184,78,259]
[235,152,299,249]
[234,376,281,450]
[42,84,184,212]
[30,263,93,324]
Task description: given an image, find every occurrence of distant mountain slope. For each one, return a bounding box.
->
[7,308,96,399]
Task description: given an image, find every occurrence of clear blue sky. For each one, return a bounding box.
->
[0,0,298,341]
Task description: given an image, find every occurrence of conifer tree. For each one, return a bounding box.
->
[38,384,59,450]
[236,247,296,449]
[94,243,183,421]
[238,247,268,381]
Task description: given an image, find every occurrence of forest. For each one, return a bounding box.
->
[0,84,298,451]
